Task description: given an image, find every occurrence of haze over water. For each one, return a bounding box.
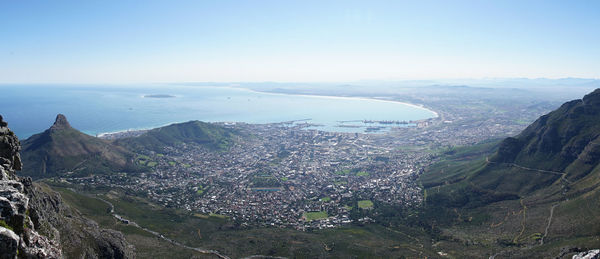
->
[0,85,437,138]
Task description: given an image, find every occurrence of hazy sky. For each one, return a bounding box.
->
[1,0,599,83]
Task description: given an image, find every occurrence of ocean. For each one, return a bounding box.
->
[0,84,437,139]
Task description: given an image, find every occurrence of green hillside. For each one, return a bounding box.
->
[20,117,240,179]
[48,182,438,259]
[482,88,600,194]
[20,114,137,179]
[420,89,600,257]
[116,120,239,152]
[424,89,600,205]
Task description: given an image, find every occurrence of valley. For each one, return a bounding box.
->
[5,86,600,258]
[3,1,600,258]
[60,121,432,230]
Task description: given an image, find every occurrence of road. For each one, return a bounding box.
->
[485,157,571,184]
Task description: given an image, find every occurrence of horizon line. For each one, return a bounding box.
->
[1,76,599,86]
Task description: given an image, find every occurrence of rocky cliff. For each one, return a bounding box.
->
[0,115,134,258]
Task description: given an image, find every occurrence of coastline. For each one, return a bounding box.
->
[96,129,146,138]
[226,86,440,118]
[94,86,439,138]
[94,122,177,138]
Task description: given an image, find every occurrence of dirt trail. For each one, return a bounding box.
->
[540,204,558,245]
[512,199,527,243]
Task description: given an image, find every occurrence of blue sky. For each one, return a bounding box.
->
[1,0,598,83]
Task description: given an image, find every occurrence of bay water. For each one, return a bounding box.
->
[0,84,437,139]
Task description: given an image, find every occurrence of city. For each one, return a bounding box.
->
[63,95,548,231]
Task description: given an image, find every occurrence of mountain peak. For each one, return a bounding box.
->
[21,114,135,179]
[582,88,600,105]
[51,114,71,130]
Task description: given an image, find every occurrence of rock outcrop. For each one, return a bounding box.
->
[0,115,134,258]
[49,114,71,131]
[573,249,600,259]
[26,183,135,259]
[0,115,61,258]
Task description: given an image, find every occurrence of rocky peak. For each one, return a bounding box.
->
[50,114,71,131]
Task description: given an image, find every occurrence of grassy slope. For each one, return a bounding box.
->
[484,89,600,195]
[116,121,239,152]
[419,90,600,257]
[422,89,600,207]
[21,120,238,179]
[49,182,438,259]
[21,126,135,179]
[52,186,221,259]
[420,140,600,258]
[421,139,522,210]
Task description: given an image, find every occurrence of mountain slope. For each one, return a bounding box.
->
[20,114,136,179]
[420,89,600,257]
[20,116,240,179]
[115,120,240,152]
[482,88,600,193]
[425,88,600,202]
[0,115,134,258]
